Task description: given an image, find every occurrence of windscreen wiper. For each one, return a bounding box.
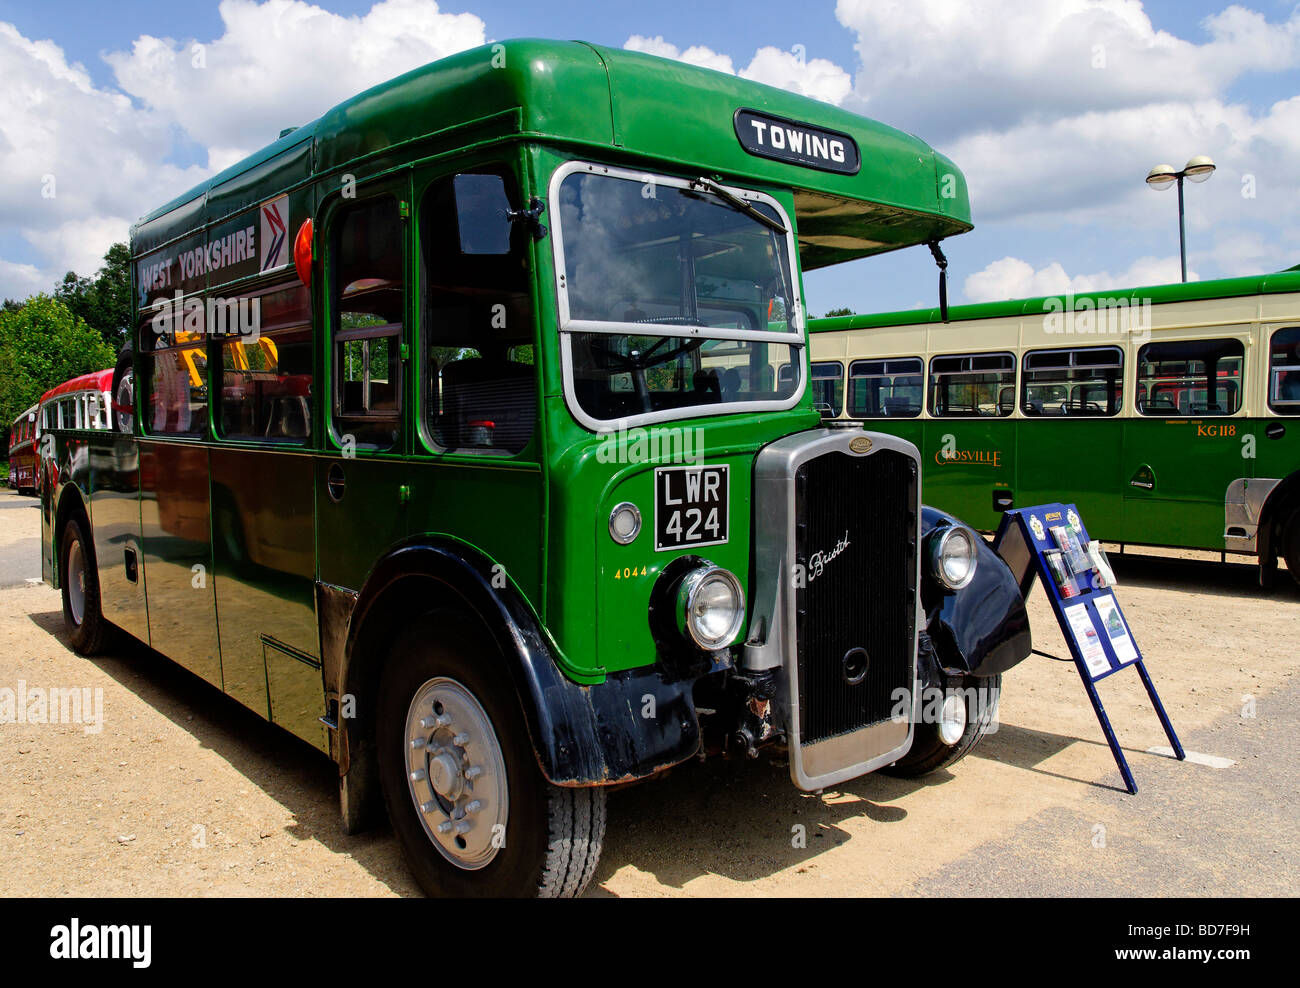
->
[691,177,788,235]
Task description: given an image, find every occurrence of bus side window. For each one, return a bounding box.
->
[332,197,405,450]
[1269,327,1300,414]
[420,169,536,456]
[810,361,843,416]
[142,303,210,437]
[1137,338,1244,417]
[848,358,923,418]
[1021,346,1123,417]
[219,282,313,442]
[928,353,1015,417]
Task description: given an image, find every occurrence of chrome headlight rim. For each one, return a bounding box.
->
[929,524,979,591]
[675,564,745,651]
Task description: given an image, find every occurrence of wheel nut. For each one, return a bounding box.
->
[453,732,469,746]
[455,821,471,835]
[465,800,482,815]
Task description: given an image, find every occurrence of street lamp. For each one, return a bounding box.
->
[1145,155,1216,283]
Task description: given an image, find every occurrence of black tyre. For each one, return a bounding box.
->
[377,614,605,897]
[882,674,1001,778]
[60,516,110,656]
[1283,512,1300,588]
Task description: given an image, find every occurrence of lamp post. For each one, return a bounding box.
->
[1145,155,1216,283]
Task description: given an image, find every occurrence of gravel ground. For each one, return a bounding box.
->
[0,486,1296,896]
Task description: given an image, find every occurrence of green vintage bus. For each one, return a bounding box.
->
[41,39,1031,897]
[809,272,1300,587]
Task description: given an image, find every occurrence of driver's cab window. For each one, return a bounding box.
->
[420,167,536,456]
[332,195,404,450]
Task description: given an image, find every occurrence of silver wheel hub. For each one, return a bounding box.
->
[67,541,86,626]
[404,676,508,870]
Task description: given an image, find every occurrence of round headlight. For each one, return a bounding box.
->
[608,502,642,545]
[676,566,745,650]
[930,525,978,590]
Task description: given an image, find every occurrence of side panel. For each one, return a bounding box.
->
[920,418,1015,531]
[1014,420,1126,537]
[210,447,318,717]
[88,433,148,641]
[1121,417,1245,547]
[138,440,222,686]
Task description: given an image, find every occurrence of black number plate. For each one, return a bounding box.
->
[654,465,729,551]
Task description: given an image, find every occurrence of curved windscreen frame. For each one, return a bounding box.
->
[548,160,806,431]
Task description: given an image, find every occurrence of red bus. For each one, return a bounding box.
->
[7,403,39,494]
[36,369,117,494]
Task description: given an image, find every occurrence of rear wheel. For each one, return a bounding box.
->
[1283,512,1300,588]
[882,674,1001,778]
[377,615,604,897]
[60,517,110,655]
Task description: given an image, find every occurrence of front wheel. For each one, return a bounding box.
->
[60,517,111,655]
[377,616,605,897]
[882,674,1001,778]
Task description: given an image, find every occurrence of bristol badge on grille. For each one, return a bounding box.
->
[654,464,729,551]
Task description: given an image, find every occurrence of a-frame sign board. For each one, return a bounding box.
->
[992,503,1184,794]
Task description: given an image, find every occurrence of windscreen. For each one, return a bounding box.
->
[557,170,800,421]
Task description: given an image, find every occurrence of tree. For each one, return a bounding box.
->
[822,307,854,318]
[54,243,131,353]
[0,296,116,428]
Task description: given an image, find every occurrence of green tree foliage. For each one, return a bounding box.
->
[54,243,132,352]
[822,307,854,318]
[0,295,116,429]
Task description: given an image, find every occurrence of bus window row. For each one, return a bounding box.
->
[814,330,1300,419]
[140,172,540,457]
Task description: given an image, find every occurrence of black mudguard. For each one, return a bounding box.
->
[344,539,701,789]
[919,506,1032,680]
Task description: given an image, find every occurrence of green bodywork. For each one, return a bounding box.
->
[95,38,973,736]
[810,272,1300,551]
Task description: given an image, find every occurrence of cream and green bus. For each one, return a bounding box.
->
[810,271,1300,588]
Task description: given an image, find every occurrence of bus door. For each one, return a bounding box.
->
[1123,336,1247,548]
[315,183,419,592]
[209,280,318,734]
[402,165,545,605]
[921,352,1017,530]
[138,324,222,687]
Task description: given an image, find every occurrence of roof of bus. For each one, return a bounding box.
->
[10,403,38,427]
[809,267,1300,332]
[40,368,114,404]
[132,39,971,270]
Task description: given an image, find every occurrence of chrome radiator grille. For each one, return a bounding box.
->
[794,448,918,745]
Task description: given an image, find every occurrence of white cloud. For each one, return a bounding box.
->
[623,35,852,104]
[106,0,486,162]
[964,253,1191,302]
[834,0,1300,138]
[0,1,485,301]
[625,35,736,75]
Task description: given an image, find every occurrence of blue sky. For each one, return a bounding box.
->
[4,0,1300,314]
